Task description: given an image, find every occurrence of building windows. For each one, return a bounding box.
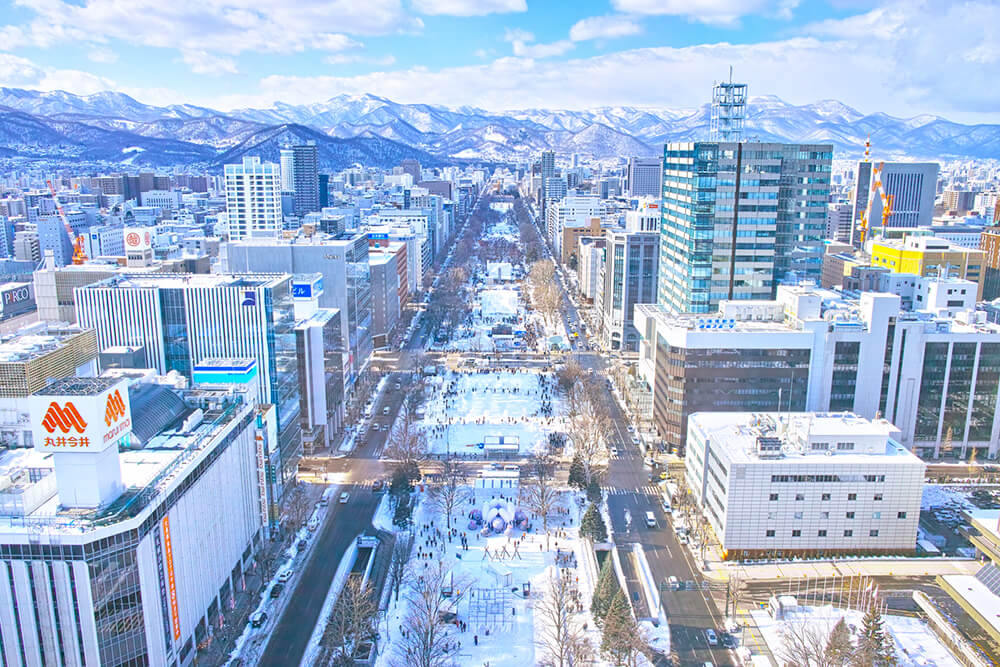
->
[844,530,853,537]
[836,442,855,451]
[898,512,907,519]
[873,512,882,519]
[820,511,830,519]
[821,493,831,501]
[847,493,857,501]
[767,512,777,520]
[873,493,883,501]
[794,512,804,519]
[870,529,880,537]
[766,529,775,538]
[811,441,829,451]
[795,493,805,501]
[792,530,801,537]
[846,512,855,519]
[818,530,827,537]
[769,493,779,501]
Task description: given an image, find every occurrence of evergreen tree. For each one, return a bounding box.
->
[600,589,642,666]
[568,455,587,490]
[853,608,897,667]
[580,503,608,542]
[392,493,412,528]
[825,617,853,667]
[590,555,619,624]
[586,478,602,503]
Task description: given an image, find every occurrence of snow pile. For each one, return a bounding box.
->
[479,288,519,317]
[752,603,961,667]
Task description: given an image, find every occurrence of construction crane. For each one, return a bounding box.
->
[856,160,894,245]
[45,179,87,265]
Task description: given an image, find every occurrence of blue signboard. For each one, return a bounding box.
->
[368,233,389,241]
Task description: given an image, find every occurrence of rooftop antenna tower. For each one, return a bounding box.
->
[710,66,747,142]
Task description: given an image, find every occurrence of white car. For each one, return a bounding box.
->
[610,447,619,457]
[339,492,350,504]
[277,569,292,583]
[705,629,718,646]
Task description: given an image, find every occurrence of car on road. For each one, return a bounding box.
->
[668,576,680,590]
[372,479,384,492]
[705,629,718,646]
[277,569,292,583]
[626,425,635,433]
[610,447,619,457]
[270,583,284,598]
[678,534,689,545]
[339,492,350,504]
[372,423,380,431]
[645,511,656,528]
[394,382,401,390]
[721,633,737,649]
[383,406,390,415]
[250,611,268,628]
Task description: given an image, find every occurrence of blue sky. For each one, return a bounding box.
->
[0,0,996,123]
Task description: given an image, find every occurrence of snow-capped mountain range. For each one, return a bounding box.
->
[1,87,998,169]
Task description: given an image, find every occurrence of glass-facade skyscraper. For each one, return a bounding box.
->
[657,142,832,314]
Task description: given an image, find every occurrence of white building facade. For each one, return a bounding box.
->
[686,412,925,559]
[224,157,282,241]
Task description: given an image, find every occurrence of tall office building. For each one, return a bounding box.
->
[626,157,662,198]
[657,142,832,314]
[74,273,302,489]
[825,202,853,243]
[599,228,659,351]
[540,151,556,180]
[288,143,320,216]
[224,156,282,240]
[851,161,938,244]
[280,148,295,192]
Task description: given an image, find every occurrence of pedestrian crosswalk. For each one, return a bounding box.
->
[601,484,662,496]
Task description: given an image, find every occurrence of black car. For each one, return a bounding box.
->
[720,633,737,649]
[270,583,284,598]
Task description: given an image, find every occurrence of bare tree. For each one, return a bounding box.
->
[388,535,413,604]
[536,571,590,667]
[321,577,379,664]
[564,381,611,487]
[778,621,832,667]
[395,561,468,667]
[385,402,429,475]
[522,457,562,549]
[427,459,471,530]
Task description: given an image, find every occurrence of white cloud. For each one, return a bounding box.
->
[5,0,420,56]
[0,53,115,95]
[180,51,239,76]
[411,0,526,16]
[503,27,573,59]
[87,46,118,63]
[324,53,396,66]
[569,15,643,41]
[611,0,795,26]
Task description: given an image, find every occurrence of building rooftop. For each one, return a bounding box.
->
[688,411,922,466]
[82,272,288,290]
[35,375,120,396]
[0,385,252,536]
[0,325,91,364]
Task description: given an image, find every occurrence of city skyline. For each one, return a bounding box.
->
[0,0,996,123]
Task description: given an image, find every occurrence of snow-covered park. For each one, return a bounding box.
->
[420,370,565,456]
[373,482,604,667]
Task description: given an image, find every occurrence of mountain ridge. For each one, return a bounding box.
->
[0,87,997,167]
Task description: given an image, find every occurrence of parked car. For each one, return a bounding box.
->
[250,611,268,628]
[277,569,292,583]
[270,583,284,598]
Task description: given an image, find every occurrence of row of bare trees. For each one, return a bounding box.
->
[528,259,563,327]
